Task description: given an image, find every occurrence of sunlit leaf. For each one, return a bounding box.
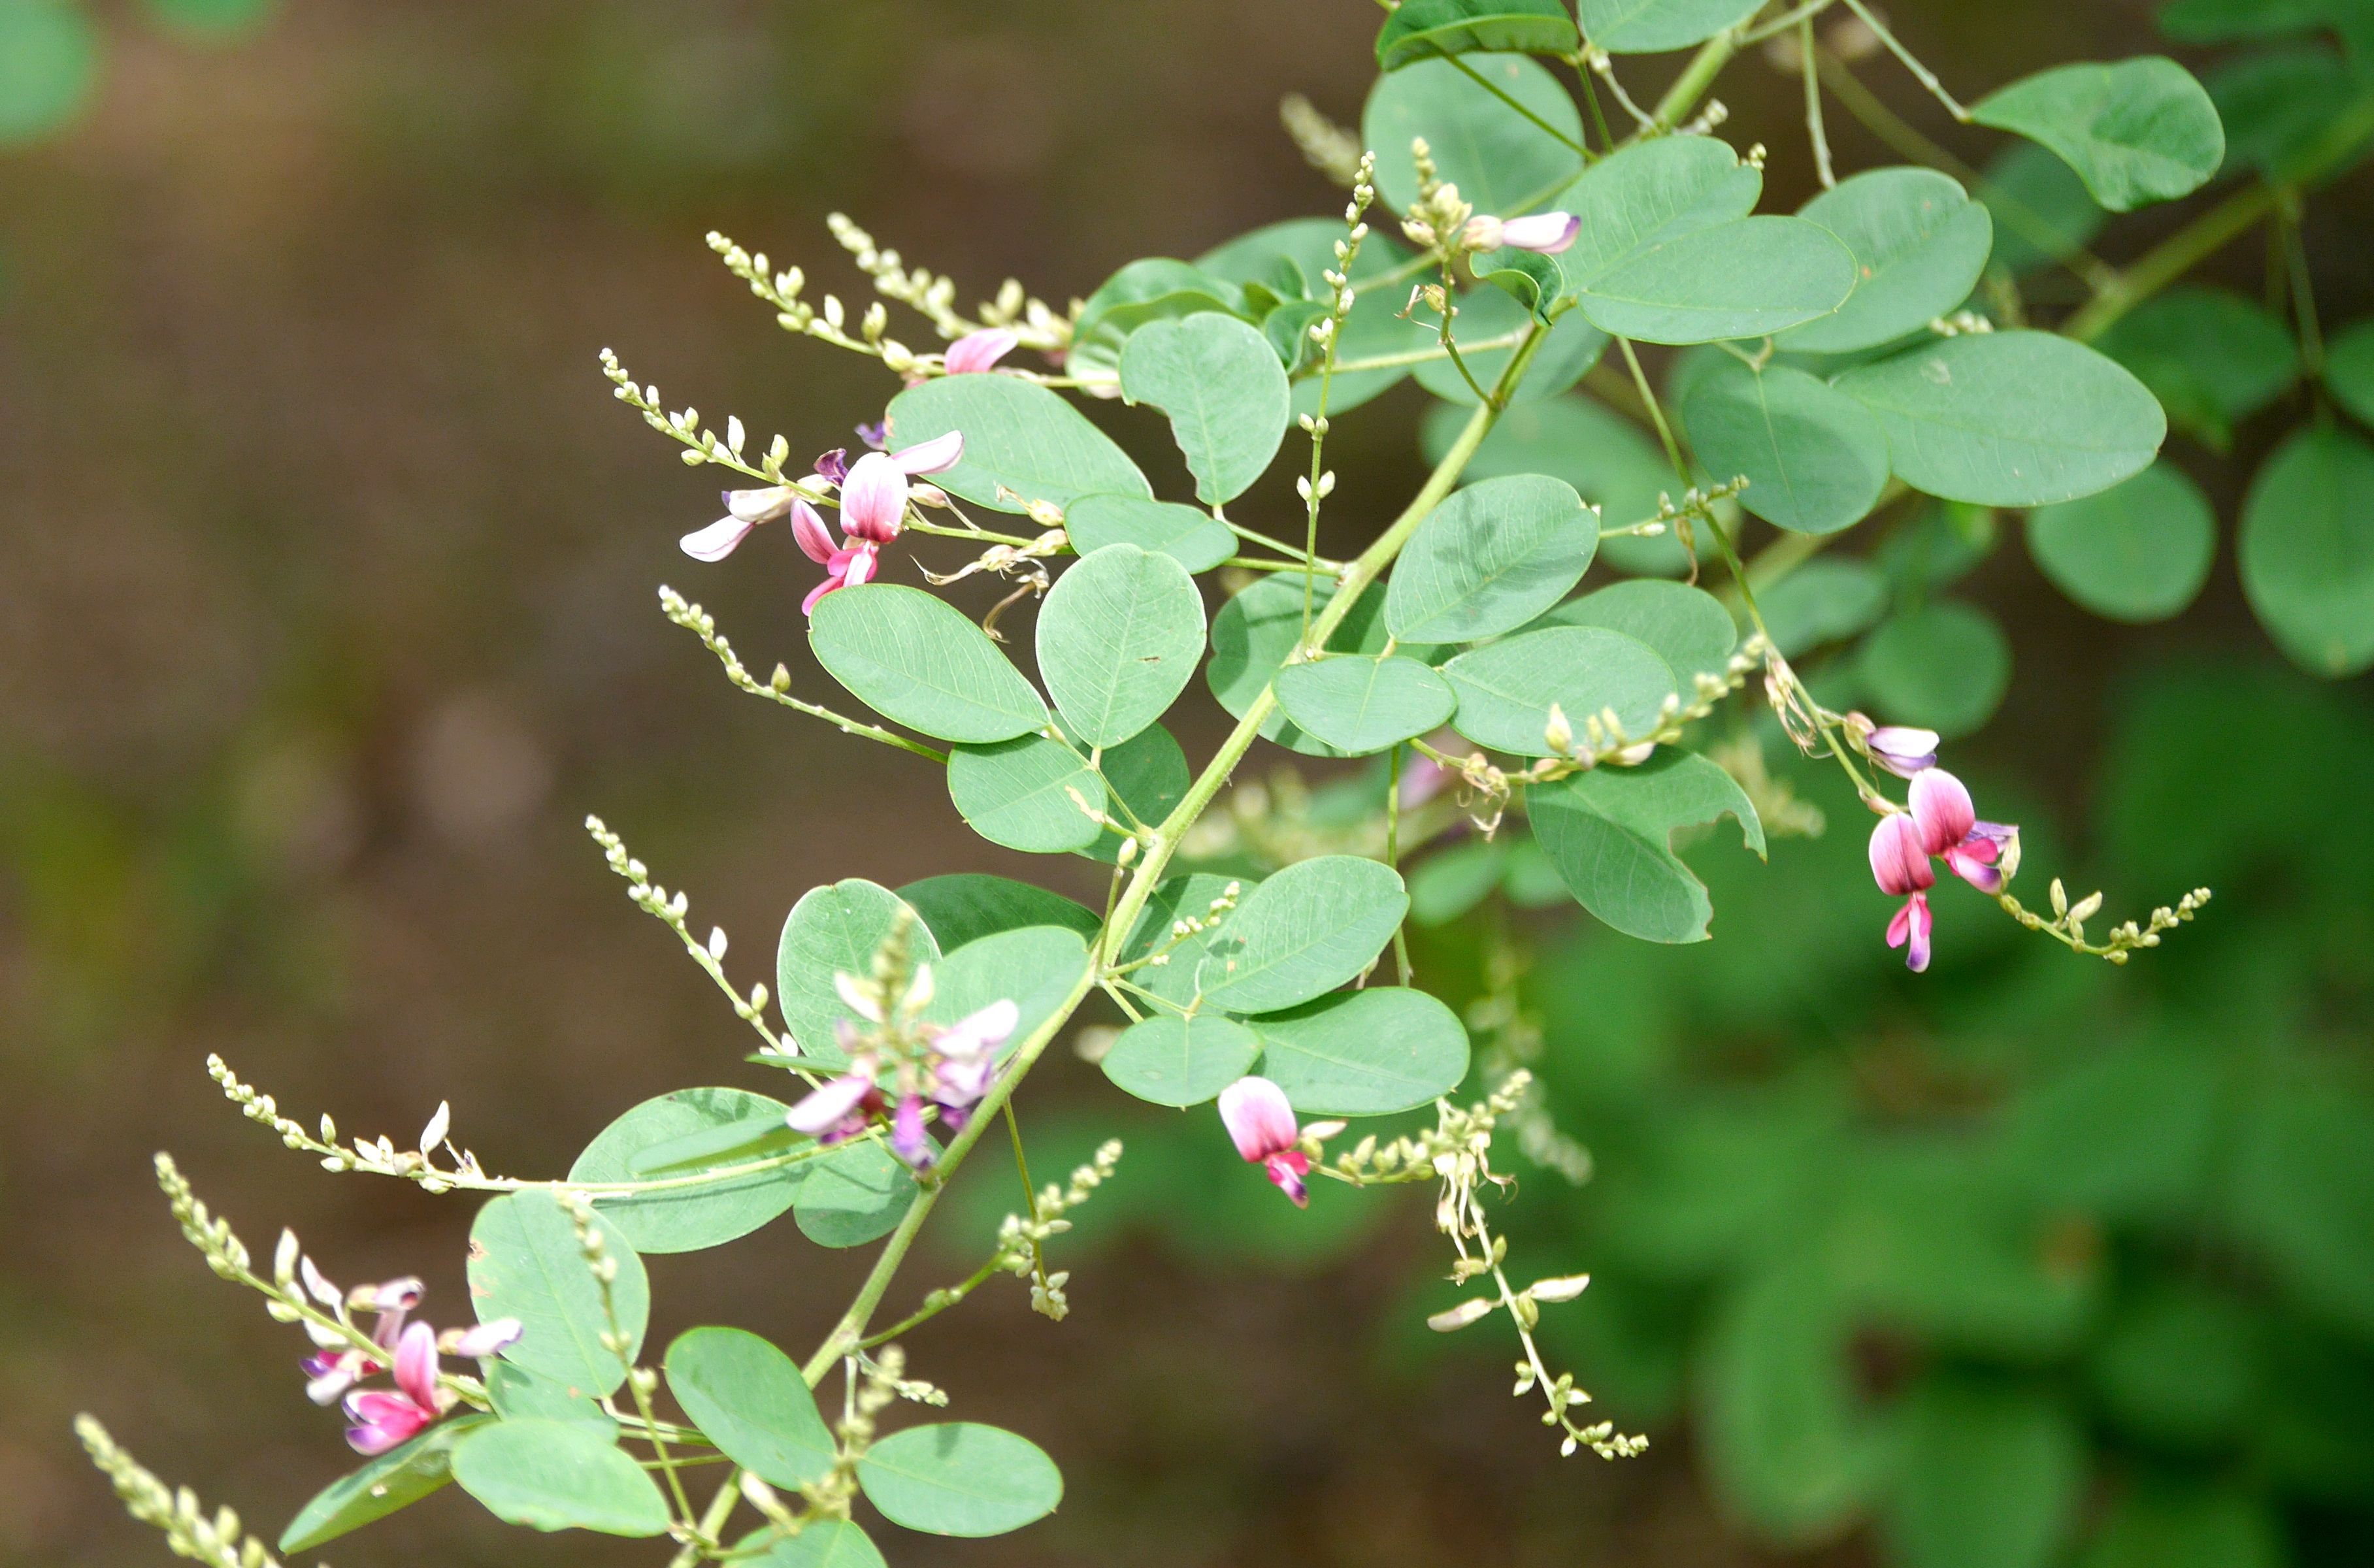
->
[1363,52,1584,215]
[1198,855,1410,1015]
[1377,0,1579,68]
[1247,987,1470,1114]
[776,879,940,1068]
[1038,544,1204,747]
[1442,626,1676,757]
[810,585,1048,743]
[569,1088,803,1254]
[1063,493,1237,574]
[450,1419,670,1537]
[664,1327,837,1489]
[1856,602,2013,737]
[466,1192,646,1397]
[1101,1014,1262,1107]
[1782,168,1994,354]
[857,1423,1063,1537]
[887,374,1149,512]
[1276,655,1458,755]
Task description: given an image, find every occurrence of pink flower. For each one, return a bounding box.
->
[944,329,1019,375]
[1909,768,2016,894]
[1868,812,1936,972]
[795,431,965,615]
[343,1322,444,1456]
[440,1318,523,1360]
[1217,1076,1311,1207]
[1462,211,1580,254]
[681,486,802,563]
[1864,723,1940,778]
[785,1069,881,1143]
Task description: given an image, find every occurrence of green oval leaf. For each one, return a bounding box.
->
[1197,220,1432,416]
[1247,988,1471,1115]
[1413,284,1610,406]
[1276,655,1458,755]
[2239,425,2374,677]
[857,1422,1063,1537]
[733,1520,888,1567]
[1038,544,1206,748]
[946,736,1106,854]
[1426,394,1689,574]
[1377,0,1579,68]
[1557,135,1765,276]
[1576,0,1762,53]
[1972,57,2226,212]
[1682,359,1890,534]
[278,1416,490,1552]
[777,879,940,1068]
[467,1192,646,1397]
[1529,749,1766,943]
[450,1418,670,1537]
[1534,579,1738,689]
[1387,473,1600,642]
[1063,493,1237,574]
[1118,872,1257,1006]
[1575,216,1856,345]
[1834,331,2166,506]
[1120,314,1291,505]
[1442,625,1677,757]
[1782,168,1995,354]
[2027,462,2215,623]
[1065,259,1247,380]
[1198,855,1410,1015]
[569,1088,802,1254]
[810,585,1048,743]
[1363,52,1583,216]
[1208,572,1405,757]
[1408,839,1509,926]
[1858,601,2014,737]
[2096,286,2300,448]
[885,375,1149,512]
[1755,558,1888,656]
[664,1327,837,1489]
[897,874,1099,952]
[1102,1014,1262,1107]
[795,1139,916,1249]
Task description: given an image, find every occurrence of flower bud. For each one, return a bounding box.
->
[1528,1273,1591,1303]
[1428,1298,1499,1332]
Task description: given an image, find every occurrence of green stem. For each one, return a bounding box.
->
[2061,184,2275,342]
[1837,0,1968,120]
[1653,28,1745,129]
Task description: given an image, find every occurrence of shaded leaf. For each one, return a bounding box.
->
[1681,359,1889,534]
[897,875,1100,952]
[450,1418,670,1537]
[665,1327,837,1489]
[1971,57,2225,212]
[857,1423,1063,1537]
[1387,473,1600,641]
[1857,602,2013,738]
[1038,544,1205,747]
[887,374,1149,512]
[1248,987,1470,1115]
[776,879,939,1068]
[278,1416,490,1553]
[1530,749,1766,943]
[1198,855,1410,1015]
[2237,425,2374,676]
[1276,655,1458,755]
[1783,168,1995,355]
[2026,462,2216,623]
[1102,1014,1262,1107]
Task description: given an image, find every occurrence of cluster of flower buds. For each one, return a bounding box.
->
[1862,740,2019,973]
[285,1247,518,1455]
[783,919,1020,1170]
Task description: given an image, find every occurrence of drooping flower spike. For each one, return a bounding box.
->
[1217,1075,1312,1207]
[1460,210,1581,255]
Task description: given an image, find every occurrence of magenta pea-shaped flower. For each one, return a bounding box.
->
[1218,1076,1313,1207]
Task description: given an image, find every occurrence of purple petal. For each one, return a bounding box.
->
[838,452,908,542]
[1868,813,1936,896]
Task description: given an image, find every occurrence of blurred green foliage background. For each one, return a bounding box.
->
[1,1,2367,1565]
